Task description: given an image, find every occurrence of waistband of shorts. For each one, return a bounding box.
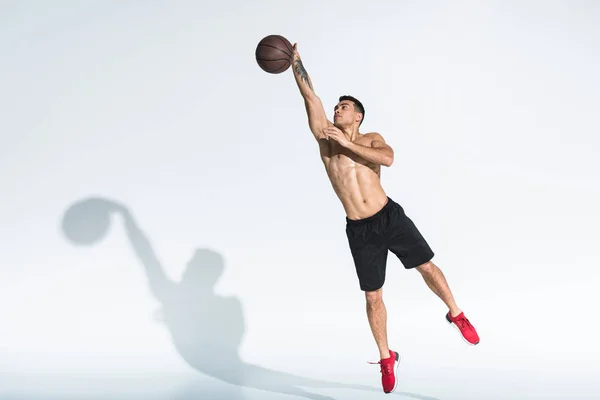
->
[346,197,394,225]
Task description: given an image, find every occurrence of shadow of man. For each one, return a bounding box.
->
[61,197,441,400]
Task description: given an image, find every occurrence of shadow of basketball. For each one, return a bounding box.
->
[61,197,113,245]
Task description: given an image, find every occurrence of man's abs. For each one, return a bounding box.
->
[324,153,389,220]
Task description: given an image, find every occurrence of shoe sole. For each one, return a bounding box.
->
[446,314,479,346]
[385,351,401,394]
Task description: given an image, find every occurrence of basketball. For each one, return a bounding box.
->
[255,34,293,74]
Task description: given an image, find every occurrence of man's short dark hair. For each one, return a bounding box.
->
[339,95,365,126]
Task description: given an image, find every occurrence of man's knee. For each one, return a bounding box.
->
[416,260,436,276]
[365,288,383,305]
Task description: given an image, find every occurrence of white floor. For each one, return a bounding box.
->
[1,366,598,400]
[2,328,598,400]
[2,253,598,400]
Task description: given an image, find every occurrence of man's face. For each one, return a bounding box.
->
[333,100,359,127]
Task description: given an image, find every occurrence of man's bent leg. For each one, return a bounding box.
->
[416,261,461,317]
[365,288,390,360]
[381,199,480,345]
[416,261,480,345]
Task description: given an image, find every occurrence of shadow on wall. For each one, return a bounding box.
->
[61,196,442,400]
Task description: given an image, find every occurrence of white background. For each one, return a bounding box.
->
[1,1,599,399]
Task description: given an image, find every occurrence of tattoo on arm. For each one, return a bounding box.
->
[294,59,313,90]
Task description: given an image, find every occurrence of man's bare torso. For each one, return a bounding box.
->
[319,132,389,220]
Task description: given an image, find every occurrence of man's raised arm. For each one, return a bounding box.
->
[291,43,331,141]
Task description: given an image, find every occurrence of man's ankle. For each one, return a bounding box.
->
[379,348,391,360]
[449,308,462,318]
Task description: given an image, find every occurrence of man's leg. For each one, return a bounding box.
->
[364,287,399,394]
[345,208,399,394]
[384,199,480,345]
[415,261,461,317]
[365,288,390,360]
[345,215,391,357]
[416,260,479,345]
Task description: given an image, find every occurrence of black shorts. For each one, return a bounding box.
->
[345,197,435,292]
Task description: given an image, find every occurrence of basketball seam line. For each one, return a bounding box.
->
[256,57,290,62]
[274,35,293,54]
[257,43,291,58]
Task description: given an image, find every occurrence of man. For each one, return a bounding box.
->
[289,43,480,394]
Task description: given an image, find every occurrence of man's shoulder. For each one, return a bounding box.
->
[360,131,386,142]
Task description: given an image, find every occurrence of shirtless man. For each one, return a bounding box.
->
[290,44,480,394]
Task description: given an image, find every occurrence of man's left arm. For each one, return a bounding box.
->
[346,133,394,167]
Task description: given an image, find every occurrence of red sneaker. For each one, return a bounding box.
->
[369,350,400,393]
[446,311,480,345]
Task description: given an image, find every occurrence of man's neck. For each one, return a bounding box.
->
[342,126,360,141]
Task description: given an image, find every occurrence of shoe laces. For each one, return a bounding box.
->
[368,360,393,375]
[455,315,472,330]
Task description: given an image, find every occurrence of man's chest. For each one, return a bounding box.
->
[322,140,373,170]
